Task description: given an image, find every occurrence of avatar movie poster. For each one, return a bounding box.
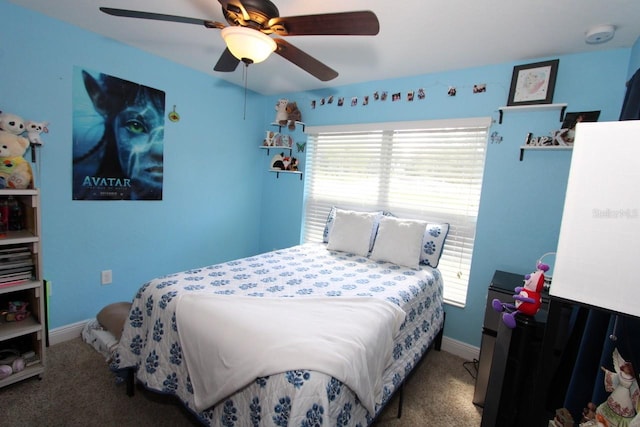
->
[72,67,165,200]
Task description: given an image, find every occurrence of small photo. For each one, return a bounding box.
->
[448,87,457,96]
[381,91,388,101]
[392,92,401,101]
[351,97,358,107]
[407,91,415,102]
[327,95,334,104]
[311,100,316,109]
[337,97,344,106]
[373,91,380,101]
[418,88,426,100]
[363,96,369,106]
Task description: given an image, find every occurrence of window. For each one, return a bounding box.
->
[302,117,491,307]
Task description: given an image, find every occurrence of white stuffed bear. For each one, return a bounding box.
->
[275,98,288,126]
[0,130,32,189]
[0,112,26,135]
[25,121,49,146]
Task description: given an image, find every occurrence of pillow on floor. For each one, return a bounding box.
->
[96,301,132,340]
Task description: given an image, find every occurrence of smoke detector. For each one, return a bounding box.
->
[585,24,616,44]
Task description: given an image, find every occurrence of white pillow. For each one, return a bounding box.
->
[370,216,427,269]
[326,209,378,256]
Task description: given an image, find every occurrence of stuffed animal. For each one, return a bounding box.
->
[0,130,33,189]
[0,112,26,135]
[285,101,302,131]
[492,262,549,329]
[275,98,288,126]
[25,121,49,146]
[270,152,287,170]
[287,157,299,171]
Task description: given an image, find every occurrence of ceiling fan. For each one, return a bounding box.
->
[100,0,380,81]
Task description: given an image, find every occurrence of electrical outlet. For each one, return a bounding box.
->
[101,270,112,285]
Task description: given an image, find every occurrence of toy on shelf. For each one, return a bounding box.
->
[285,101,302,131]
[492,262,549,329]
[0,109,50,184]
[25,121,49,146]
[275,98,288,127]
[1,300,31,322]
[0,128,33,189]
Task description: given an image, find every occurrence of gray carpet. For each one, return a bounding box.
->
[1,338,482,426]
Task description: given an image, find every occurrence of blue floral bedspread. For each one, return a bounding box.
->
[110,243,444,426]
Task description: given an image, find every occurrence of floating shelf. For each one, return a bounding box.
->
[259,146,294,155]
[270,170,303,180]
[498,103,567,124]
[519,145,572,161]
[271,121,306,132]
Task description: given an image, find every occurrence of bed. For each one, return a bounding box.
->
[109,209,448,426]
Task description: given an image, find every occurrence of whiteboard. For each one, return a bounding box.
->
[550,120,640,317]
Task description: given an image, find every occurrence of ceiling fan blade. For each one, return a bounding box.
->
[268,11,379,36]
[214,48,241,72]
[274,39,338,81]
[99,7,225,29]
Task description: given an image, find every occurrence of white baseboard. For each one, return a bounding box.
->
[441,336,479,362]
[48,319,91,346]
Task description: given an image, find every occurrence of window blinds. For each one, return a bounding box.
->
[303,118,491,307]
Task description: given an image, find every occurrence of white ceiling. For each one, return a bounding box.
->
[8,0,640,95]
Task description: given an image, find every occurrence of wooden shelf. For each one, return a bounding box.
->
[498,103,567,124]
[0,189,45,388]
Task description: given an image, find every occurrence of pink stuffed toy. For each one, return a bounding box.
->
[492,263,549,329]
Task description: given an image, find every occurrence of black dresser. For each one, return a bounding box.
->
[474,270,549,426]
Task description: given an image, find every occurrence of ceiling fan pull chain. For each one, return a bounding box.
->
[243,63,248,120]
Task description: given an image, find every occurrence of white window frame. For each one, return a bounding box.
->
[302,117,491,307]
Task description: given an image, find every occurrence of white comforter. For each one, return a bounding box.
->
[175,294,406,414]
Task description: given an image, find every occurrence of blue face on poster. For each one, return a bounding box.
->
[72,68,165,200]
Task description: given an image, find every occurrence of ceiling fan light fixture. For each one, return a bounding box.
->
[221,26,276,64]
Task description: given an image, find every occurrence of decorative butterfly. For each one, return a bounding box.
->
[296,142,306,152]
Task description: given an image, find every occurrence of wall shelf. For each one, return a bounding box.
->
[271,121,306,132]
[270,170,303,180]
[519,145,572,161]
[498,103,567,124]
[260,146,293,155]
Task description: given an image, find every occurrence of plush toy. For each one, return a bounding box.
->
[287,157,299,171]
[285,101,302,131]
[0,130,33,189]
[1,301,30,322]
[25,121,49,146]
[0,112,26,135]
[270,152,287,170]
[275,98,289,126]
[492,262,549,329]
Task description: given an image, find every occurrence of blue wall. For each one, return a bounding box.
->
[1,1,266,328]
[260,50,631,347]
[2,0,634,348]
[627,36,640,78]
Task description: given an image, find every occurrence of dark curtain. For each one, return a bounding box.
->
[620,67,640,120]
[552,309,640,422]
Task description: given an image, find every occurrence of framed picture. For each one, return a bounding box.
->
[507,59,559,106]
